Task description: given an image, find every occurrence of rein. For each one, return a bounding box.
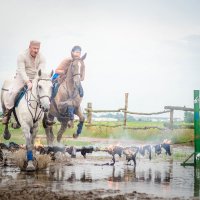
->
[72,73,81,77]
[25,78,52,123]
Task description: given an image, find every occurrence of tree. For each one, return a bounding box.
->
[184,111,193,123]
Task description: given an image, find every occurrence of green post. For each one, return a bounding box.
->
[181,90,200,167]
[194,90,200,166]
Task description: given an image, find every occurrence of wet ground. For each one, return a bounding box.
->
[0,144,199,199]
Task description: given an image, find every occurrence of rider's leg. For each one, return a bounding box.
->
[2,75,24,124]
[51,81,60,99]
[78,83,84,97]
[67,106,75,120]
[51,73,60,99]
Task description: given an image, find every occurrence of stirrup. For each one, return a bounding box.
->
[73,133,79,139]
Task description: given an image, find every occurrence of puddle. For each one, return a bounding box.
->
[0,145,198,199]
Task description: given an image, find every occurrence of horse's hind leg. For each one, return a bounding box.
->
[44,126,55,146]
[3,124,11,140]
[57,120,68,143]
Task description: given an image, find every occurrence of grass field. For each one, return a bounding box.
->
[0,120,194,146]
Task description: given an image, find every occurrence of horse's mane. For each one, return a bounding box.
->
[35,69,52,80]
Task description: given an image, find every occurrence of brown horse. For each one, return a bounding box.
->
[43,56,86,145]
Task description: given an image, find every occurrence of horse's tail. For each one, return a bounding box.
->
[1,80,10,114]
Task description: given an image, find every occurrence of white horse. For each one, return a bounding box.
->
[1,69,53,171]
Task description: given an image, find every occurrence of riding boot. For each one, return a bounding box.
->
[78,84,84,97]
[2,108,12,124]
[67,106,75,120]
[51,81,60,99]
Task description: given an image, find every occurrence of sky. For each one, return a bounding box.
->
[0,0,200,118]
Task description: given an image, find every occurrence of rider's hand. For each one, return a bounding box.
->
[27,81,33,90]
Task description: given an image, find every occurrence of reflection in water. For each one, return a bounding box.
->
[67,172,76,183]
[194,167,200,197]
[154,170,161,183]
[0,158,199,198]
[163,171,171,182]
[146,168,152,182]
[124,167,137,182]
[0,162,173,186]
[80,172,92,182]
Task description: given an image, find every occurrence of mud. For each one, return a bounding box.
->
[0,144,199,199]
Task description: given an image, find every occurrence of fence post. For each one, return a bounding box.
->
[87,102,92,124]
[170,109,174,129]
[124,93,129,127]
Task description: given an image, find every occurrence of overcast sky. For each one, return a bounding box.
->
[0,0,200,118]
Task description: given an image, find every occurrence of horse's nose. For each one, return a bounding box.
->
[44,108,49,112]
[42,107,49,112]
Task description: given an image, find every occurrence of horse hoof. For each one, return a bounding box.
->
[3,131,11,140]
[26,161,36,172]
[73,133,78,138]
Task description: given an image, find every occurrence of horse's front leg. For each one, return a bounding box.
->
[21,122,35,171]
[43,113,55,146]
[31,122,39,146]
[73,107,85,138]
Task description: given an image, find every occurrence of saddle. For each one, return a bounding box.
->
[14,86,27,107]
[11,86,28,127]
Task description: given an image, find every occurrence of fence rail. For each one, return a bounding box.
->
[85,93,194,130]
[0,93,194,130]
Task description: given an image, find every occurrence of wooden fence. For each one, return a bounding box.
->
[85,93,194,130]
[0,93,194,130]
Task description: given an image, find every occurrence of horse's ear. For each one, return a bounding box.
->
[38,69,42,77]
[50,70,54,78]
[81,53,87,61]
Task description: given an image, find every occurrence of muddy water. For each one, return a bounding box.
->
[0,145,199,199]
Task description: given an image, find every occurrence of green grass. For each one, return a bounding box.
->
[0,121,194,146]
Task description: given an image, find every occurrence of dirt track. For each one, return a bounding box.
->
[0,187,192,200]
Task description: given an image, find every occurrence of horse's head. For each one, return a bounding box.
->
[70,53,86,88]
[35,69,53,112]
[71,60,81,87]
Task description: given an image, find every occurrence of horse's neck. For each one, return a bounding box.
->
[31,79,38,99]
[27,79,40,110]
[55,78,74,103]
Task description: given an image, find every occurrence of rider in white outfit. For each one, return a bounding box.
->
[2,40,46,124]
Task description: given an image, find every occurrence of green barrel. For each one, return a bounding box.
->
[194,90,200,165]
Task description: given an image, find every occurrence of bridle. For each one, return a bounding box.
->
[36,78,52,104]
[25,78,52,123]
[71,62,81,78]
[67,62,82,99]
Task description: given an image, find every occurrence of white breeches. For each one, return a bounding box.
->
[4,74,25,109]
